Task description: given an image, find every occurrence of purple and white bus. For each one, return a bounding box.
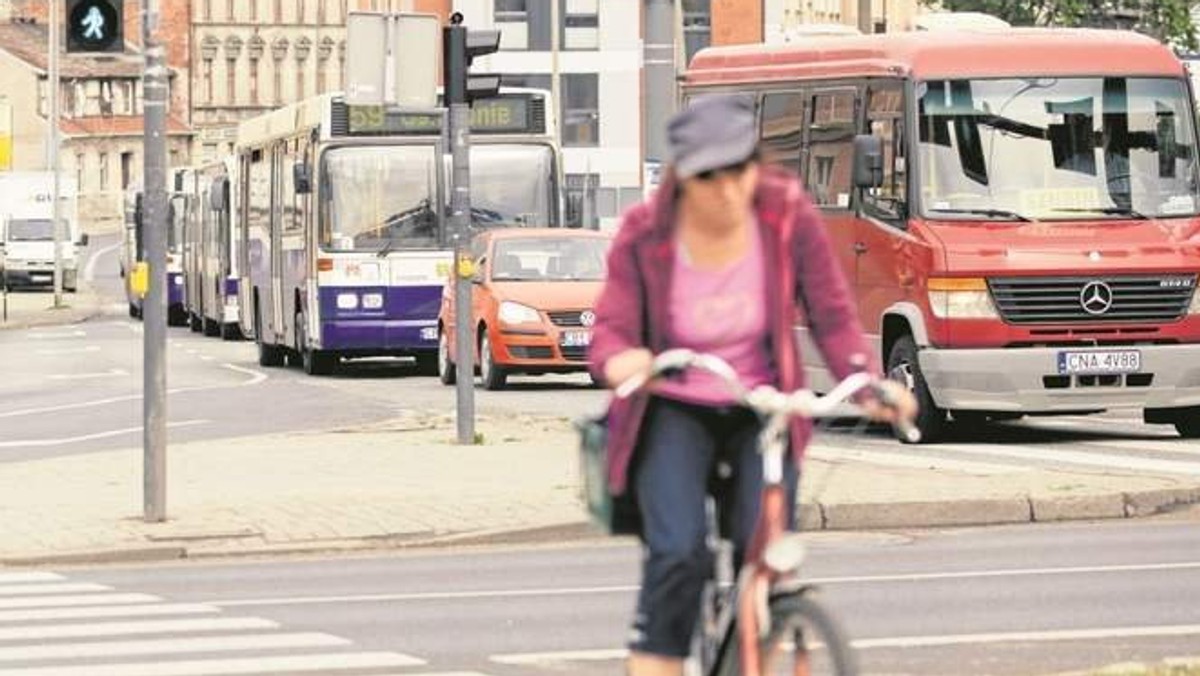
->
[181,157,243,340]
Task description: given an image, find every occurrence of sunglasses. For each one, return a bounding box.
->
[693,160,752,182]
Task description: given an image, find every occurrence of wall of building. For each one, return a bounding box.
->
[0,49,45,172]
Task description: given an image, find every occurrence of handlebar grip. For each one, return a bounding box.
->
[869,380,922,444]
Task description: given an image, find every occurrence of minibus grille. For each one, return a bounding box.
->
[989,275,1197,324]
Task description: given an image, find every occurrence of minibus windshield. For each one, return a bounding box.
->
[917,77,1200,220]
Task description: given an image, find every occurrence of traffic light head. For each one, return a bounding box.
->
[66,0,124,54]
[442,23,500,105]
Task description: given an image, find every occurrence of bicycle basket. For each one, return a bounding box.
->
[573,413,612,527]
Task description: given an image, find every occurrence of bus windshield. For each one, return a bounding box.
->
[918,77,1200,220]
[467,144,555,229]
[321,145,440,251]
[5,219,57,241]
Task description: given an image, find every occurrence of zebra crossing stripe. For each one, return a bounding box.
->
[0,594,158,610]
[0,604,219,624]
[0,617,277,642]
[0,575,62,586]
[933,443,1200,476]
[0,631,348,661]
[0,651,427,675]
[810,445,1031,475]
[0,584,110,597]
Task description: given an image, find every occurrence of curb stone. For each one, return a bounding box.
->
[3,488,1197,567]
[0,291,105,331]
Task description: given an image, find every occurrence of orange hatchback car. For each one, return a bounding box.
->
[437,228,613,389]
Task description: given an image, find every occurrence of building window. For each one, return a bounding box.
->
[272,38,290,104]
[496,0,529,50]
[99,153,109,191]
[248,35,265,105]
[317,38,334,94]
[203,60,214,103]
[121,152,133,190]
[682,0,711,65]
[201,36,219,105]
[203,0,212,21]
[298,0,306,23]
[251,0,258,21]
[318,0,327,24]
[563,0,598,51]
[562,73,599,147]
[226,0,234,21]
[564,173,599,228]
[249,59,260,105]
[274,0,282,22]
[337,41,346,90]
[75,154,85,192]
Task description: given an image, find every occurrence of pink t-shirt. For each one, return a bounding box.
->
[655,224,776,406]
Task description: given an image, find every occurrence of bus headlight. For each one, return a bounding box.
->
[498,301,540,325]
[362,293,384,310]
[336,292,359,310]
[928,278,998,319]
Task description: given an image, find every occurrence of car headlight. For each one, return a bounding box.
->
[336,292,359,310]
[361,292,384,310]
[1190,286,1200,315]
[498,301,540,325]
[928,278,998,319]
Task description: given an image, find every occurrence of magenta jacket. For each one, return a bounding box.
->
[589,166,879,495]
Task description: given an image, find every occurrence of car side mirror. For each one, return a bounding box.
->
[293,163,312,194]
[852,134,885,189]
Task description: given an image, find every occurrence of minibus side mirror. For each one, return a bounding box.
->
[852,135,885,189]
[293,163,312,194]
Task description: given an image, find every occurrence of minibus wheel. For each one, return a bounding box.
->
[887,335,945,443]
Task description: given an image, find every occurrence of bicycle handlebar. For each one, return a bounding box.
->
[615,348,921,443]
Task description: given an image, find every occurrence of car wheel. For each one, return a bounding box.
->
[479,331,507,391]
[438,330,457,385]
[887,335,946,443]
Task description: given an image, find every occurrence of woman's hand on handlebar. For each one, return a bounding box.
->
[861,379,916,424]
[603,348,654,392]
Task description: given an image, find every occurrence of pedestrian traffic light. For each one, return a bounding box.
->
[442,14,501,105]
[65,0,123,54]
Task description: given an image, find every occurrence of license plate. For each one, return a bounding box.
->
[561,330,592,348]
[1057,350,1142,375]
[30,274,51,282]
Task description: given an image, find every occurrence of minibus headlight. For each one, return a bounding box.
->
[361,292,384,310]
[498,301,540,325]
[928,278,998,319]
[1190,287,1200,315]
[336,292,359,310]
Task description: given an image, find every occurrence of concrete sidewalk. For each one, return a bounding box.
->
[1,412,1197,565]
[0,288,104,330]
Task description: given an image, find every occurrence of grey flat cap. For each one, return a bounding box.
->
[668,94,758,179]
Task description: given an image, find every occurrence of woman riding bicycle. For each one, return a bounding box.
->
[588,94,917,676]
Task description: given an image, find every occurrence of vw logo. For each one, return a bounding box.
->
[579,310,596,327]
[1079,281,1114,315]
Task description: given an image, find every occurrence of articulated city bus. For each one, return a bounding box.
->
[235,88,563,375]
[685,29,1200,440]
[120,179,187,325]
[180,157,242,340]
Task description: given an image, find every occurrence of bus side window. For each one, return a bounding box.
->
[806,90,858,209]
[760,92,805,175]
[865,84,907,222]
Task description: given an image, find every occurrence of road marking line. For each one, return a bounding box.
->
[935,442,1200,476]
[809,446,1030,475]
[0,651,426,676]
[199,355,215,361]
[34,346,101,355]
[84,242,122,283]
[0,617,277,642]
[0,574,62,585]
[212,585,640,608]
[853,623,1200,649]
[48,369,128,381]
[807,560,1200,585]
[0,603,219,624]
[213,561,1200,609]
[28,330,86,340]
[0,583,109,597]
[219,363,268,385]
[0,593,159,610]
[491,648,627,665]
[0,420,209,449]
[0,632,349,662]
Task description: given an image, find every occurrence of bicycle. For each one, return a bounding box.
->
[614,348,919,676]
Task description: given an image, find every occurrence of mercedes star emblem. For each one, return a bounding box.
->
[1079,281,1114,315]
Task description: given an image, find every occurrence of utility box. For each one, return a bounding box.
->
[345,11,441,108]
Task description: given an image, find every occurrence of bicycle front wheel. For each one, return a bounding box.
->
[759,591,858,676]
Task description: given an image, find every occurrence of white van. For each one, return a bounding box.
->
[0,172,85,292]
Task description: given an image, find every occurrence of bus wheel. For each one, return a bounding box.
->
[203,317,221,337]
[887,335,945,443]
[296,311,334,376]
[128,303,141,319]
[221,322,242,341]
[189,312,203,333]
[255,306,285,367]
[438,329,456,385]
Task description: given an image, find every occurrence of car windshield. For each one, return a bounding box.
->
[455,144,556,230]
[918,77,1200,220]
[490,236,610,282]
[5,219,57,241]
[321,145,441,251]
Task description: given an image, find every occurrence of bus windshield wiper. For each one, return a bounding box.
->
[376,238,396,258]
[927,207,1032,222]
[1049,207,1148,219]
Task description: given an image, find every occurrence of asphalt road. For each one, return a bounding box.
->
[0,514,1188,675]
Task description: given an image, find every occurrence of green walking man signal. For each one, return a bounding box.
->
[66,0,123,54]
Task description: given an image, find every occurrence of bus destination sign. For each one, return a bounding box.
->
[346,107,443,135]
[469,97,535,134]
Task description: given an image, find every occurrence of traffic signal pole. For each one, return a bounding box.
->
[49,0,63,309]
[142,0,168,522]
